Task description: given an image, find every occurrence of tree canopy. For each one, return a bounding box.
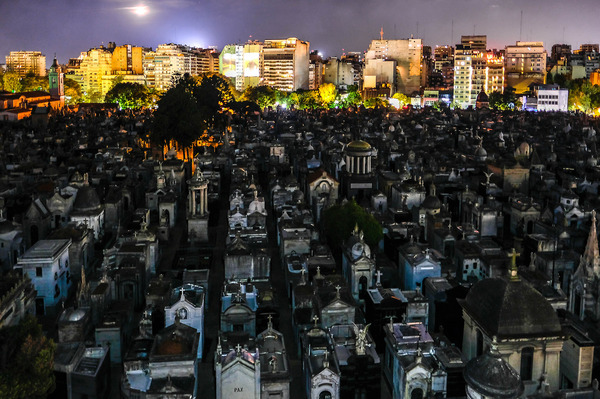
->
[105,82,154,109]
[392,92,410,108]
[0,315,56,399]
[568,79,600,115]
[20,76,48,92]
[318,83,338,108]
[322,199,383,250]
[64,78,83,105]
[151,79,206,149]
[2,71,21,93]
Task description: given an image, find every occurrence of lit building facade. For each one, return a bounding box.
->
[454,36,504,108]
[78,47,113,97]
[323,57,355,89]
[504,41,547,91]
[363,38,423,95]
[220,42,262,92]
[6,51,46,77]
[262,38,310,91]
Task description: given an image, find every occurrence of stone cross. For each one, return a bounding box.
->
[236,344,242,355]
[508,248,520,281]
[267,314,273,330]
[312,315,319,327]
[375,270,383,286]
[387,315,397,330]
[335,285,341,298]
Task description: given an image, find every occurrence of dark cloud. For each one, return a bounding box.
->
[0,0,598,63]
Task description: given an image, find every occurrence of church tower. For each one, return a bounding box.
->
[570,210,600,320]
[48,56,65,107]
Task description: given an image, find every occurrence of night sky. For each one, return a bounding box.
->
[1,0,599,64]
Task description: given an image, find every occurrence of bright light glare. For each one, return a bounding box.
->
[131,5,149,16]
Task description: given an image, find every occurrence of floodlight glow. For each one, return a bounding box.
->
[131,5,149,16]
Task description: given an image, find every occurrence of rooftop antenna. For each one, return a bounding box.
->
[380,26,384,41]
[519,10,523,42]
[451,19,454,45]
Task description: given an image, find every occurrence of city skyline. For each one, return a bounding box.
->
[1,0,600,64]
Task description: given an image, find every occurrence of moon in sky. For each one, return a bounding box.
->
[131,5,149,16]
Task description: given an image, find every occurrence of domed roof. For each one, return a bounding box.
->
[346,140,372,151]
[73,185,101,212]
[464,344,523,399]
[476,90,489,103]
[422,195,441,210]
[461,277,562,339]
[475,146,487,157]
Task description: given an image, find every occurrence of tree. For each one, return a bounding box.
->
[105,82,152,109]
[488,91,504,110]
[241,86,277,109]
[319,83,338,107]
[20,76,48,92]
[297,90,321,109]
[0,315,56,399]
[392,92,410,108]
[364,97,389,109]
[341,85,362,108]
[568,80,600,114]
[82,90,103,103]
[64,78,83,105]
[2,71,21,93]
[322,199,383,250]
[193,73,236,111]
[151,80,206,150]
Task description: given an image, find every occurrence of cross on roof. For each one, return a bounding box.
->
[312,315,319,327]
[236,344,242,355]
[335,285,341,298]
[267,314,273,330]
[387,315,397,328]
[507,248,521,281]
[375,270,383,286]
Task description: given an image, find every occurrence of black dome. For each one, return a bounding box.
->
[421,195,441,210]
[73,186,101,212]
[477,90,489,103]
[461,277,562,339]
[464,346,523,399]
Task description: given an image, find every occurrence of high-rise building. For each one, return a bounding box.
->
[6,51,47,77]
[363,38,423,96]
[262,38,310,91]
[192,48,220,75]
[430,46,454,90]
[340,52,363,88]
[571,44,600,78]
[323,57,355,89]
[144,44,189,91]
[144,44,219,91]
[504,41,547,92]
[453,36,504,108]
[309,51,324,90]
[79,47,113,97]
[219,42,262,92]
[578,44,599,54]
[111,44,144,75]
[551,44,571,63]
